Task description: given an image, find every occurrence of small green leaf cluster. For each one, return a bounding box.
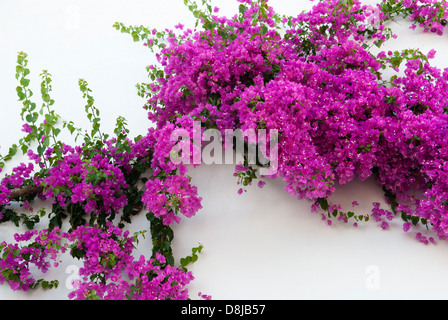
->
[315,197,370,224]
[1,208,44,230]
[382,187,429,229]
[180,243,203,272]
[30,278,59,290]
[1,53,62,168]
[146,212,175,266]
[78,79,103,142]
[236,164,258,188]
[112,22,168,52]
[184,0,214,28]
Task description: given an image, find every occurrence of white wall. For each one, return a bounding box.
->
[1,0,448,300]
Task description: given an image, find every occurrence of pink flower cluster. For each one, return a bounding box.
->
[0,222,195,299]
[141,0,448,239]
[0,227,65,291]
[403,0,448,35]
[65,222,194,300]
[41,144,128,214]
[143,174,202,225]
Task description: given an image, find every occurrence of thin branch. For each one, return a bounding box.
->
[8,185,44,200]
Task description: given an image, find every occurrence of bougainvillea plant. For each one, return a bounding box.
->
[1,0,448,299]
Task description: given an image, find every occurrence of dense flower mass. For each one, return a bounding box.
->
[1,0,448,299]
[0,228,64,291]
[41,144,129,214]
[141,0,448,240]
[67,223,194,300]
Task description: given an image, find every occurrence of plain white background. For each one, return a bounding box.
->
[1,0,448,300]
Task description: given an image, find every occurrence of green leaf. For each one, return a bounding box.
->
[17,92,26,101]
[8,144,18,158]
[317,198,329,211]
[20,78,30,87]
[260,25,268,35]
[239,4,247,14]
[15,66,23,78]
[411,215,420,226]
[375,39,384,48]
[21,144,29,155]
[25,113,37,123]
[42,93,51,103]
[2,249,10,260]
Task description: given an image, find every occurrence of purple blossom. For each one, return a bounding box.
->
[142,174,202,225]
[21,123,33,133]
